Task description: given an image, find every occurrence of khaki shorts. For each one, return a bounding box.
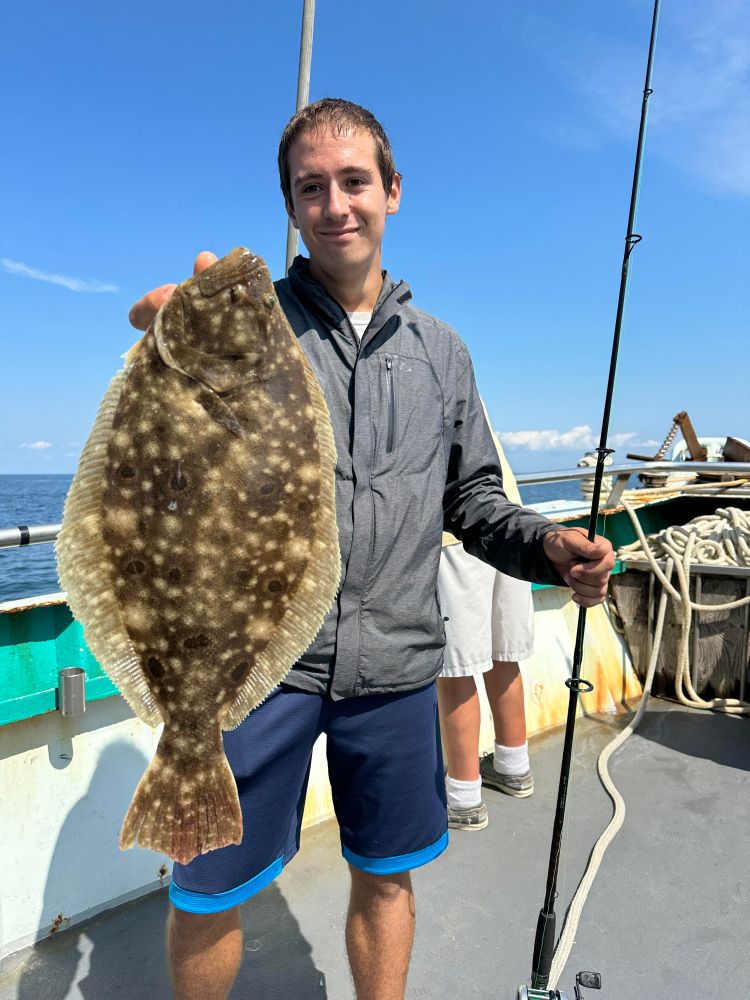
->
[438,543,534,678]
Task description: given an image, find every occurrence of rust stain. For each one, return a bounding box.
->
[49,913,68,936]
[158,863,168,885]
[523,589,642,740]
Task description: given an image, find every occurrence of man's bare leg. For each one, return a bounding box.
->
[168,904,243,1000]
[346,866,415,1000]
[483,660,526,747]
[436,675,481,781]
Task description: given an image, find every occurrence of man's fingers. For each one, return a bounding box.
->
[193,251,218,275]
[128,284,177,331]
[569,554,614,580]
[572,592,608,608]
[128,252,218,332]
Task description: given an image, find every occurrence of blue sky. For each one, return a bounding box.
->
[2,0,748,476]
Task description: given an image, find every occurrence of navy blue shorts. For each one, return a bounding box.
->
[170,682,449,914]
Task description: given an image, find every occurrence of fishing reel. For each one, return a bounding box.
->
[517,970,601,1000]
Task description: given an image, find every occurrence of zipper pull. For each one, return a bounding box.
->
[385,355,392,371]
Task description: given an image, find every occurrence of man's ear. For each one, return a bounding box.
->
[285,198,299,230]
[386,172,402,216]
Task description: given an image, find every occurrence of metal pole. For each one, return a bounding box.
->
[285,0,316,275]
[528,0,661,990]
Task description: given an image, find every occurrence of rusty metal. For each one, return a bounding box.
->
[673,411,708,462]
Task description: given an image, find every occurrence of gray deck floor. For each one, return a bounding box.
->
[2,699,749,1000]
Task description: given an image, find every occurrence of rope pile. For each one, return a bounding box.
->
[619,502,750,713]
[618,505,750,569]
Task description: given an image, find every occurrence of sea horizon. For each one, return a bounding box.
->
[0,474,596,603]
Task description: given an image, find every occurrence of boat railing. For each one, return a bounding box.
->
[1,461,749,550]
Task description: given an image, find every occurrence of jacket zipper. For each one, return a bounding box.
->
[385,355,396,454]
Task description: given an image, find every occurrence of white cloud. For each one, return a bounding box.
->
[20,441,52,450]
[546,1,750,196]
[1,258,118,293]
[497,425,658,453]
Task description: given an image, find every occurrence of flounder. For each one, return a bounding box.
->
[57,247,340,863]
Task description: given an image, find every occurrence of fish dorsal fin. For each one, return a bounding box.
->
[56,370,163,728]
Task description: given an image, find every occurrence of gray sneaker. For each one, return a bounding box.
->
[447,800,489,831]
[480,753,534,798]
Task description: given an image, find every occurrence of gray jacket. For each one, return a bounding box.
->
[275,257,562,699]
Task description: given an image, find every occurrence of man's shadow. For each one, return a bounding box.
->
[14,739,328,998]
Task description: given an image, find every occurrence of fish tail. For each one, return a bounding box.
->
[119,733,242,864]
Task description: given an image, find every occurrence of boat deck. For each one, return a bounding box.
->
[2,698,748,1000]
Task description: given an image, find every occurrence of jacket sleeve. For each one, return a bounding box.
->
[442,350,565,586]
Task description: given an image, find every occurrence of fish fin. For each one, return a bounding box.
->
[56,369,163,727]
[121,334,147,367]
[195,385,245,438]
[119,729,242,864]
[221,347,341,729]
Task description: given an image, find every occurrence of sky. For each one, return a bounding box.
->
[2,0,748,477]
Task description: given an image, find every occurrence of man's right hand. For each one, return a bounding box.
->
[128,251,218,330]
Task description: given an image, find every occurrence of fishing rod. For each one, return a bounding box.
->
[517,2,661,998]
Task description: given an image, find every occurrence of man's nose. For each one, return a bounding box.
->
[324,184,348,219]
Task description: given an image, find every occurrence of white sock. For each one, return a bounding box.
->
[445,776,482,809]
[493,742,530,776]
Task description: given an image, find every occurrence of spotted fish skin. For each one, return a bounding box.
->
[57,248,340,863]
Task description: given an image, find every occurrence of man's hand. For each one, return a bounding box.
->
[542,528,615,607]
[128,251,218,330]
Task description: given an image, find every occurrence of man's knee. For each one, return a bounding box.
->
[168,904,241,947]
[348,866,412,904]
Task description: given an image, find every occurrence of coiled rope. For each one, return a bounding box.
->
[619,502,750,713]
[548,501,750,988]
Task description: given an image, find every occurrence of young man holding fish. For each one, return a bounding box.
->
[130,99,614,1000]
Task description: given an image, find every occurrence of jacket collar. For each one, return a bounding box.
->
[287,256,412,343]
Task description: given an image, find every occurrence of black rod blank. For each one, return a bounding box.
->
[529,0,662,990]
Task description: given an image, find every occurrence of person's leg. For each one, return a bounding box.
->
[167,687,324,995]
[346,867,415,1000]
[436,674,481,781]
[168,905,243,1000]
[436,544,495,826]
[479,572,535,796]
[483,659,527,747]
[327,684,448,995]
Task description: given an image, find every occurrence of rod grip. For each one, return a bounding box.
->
[530,908,556,989]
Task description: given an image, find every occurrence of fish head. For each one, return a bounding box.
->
[154,247,282,394]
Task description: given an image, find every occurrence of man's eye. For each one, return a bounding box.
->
[301,183,322,194]
[347,178,365,187]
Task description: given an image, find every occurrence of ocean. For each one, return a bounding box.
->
[0,474,586,602]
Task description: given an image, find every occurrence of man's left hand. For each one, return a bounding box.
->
[542,528,615,607]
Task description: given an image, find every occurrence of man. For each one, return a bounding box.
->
[129,98,614,1000]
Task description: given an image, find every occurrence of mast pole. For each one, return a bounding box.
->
[285,0,316,275]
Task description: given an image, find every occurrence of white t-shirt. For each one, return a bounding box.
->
[347,311,372,341]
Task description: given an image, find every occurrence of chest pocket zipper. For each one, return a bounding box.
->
[385,355,396,454]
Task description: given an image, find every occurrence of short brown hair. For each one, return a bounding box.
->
[278,98,397,207]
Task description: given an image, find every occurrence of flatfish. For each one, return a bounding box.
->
[57,247,340,864]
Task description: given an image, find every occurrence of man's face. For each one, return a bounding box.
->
[285,127,401,280]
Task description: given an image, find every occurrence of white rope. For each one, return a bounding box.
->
[548,502,750,987]
[619,502,750,714]
[548,560,674,990]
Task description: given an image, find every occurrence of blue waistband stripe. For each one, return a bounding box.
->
[169,855,284,913]
[342,830,449,875]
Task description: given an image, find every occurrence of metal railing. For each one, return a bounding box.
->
[1,461,749,550]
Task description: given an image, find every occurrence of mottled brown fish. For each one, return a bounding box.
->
[57,247,340,863]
